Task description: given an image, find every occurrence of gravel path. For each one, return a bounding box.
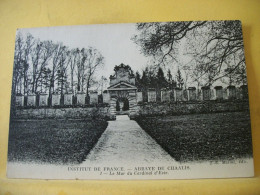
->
[82,115,174,166]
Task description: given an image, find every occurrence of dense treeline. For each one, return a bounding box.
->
[12,32,104,98]
[135,66,184,101]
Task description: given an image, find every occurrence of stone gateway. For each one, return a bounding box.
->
[107,64,139,117]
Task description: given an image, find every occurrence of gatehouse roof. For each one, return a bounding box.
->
[107,81,137,91]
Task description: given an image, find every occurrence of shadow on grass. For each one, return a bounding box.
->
[8,119,108,165]
[135,111,253,162]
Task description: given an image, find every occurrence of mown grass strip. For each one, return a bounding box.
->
[135,111,253,162]
[8,119,108,165]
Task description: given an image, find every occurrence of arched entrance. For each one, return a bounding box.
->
[116,97,129,111]
[106,63,139,117]
[116,97,129,115]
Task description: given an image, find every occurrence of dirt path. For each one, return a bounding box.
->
[82,115,174,166]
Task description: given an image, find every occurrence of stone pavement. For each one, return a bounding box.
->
[82,115,174,166]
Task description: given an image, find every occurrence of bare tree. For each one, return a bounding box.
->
[186,21,245,85]
[23,34,34,95]
[67,48,80,94]
[182,66,190,89]
[98,76,108,95]
[75,47,104,94]
[12,32,24,95]
[30,40,53,93]
[85,47,104,96]
[37,41,54,93]
[189,60,204,88]
[12,31,105,103]
[132,21,206,66]
[176,68,184,89]
[133,21,246,86]
[48,43,64,95]
[31,40,43,93]
[235,62,247,86]
[76,48,87,92]
[56,46,69,95]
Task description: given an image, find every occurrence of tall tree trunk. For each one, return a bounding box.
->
[86,77,90,97]
[71,73,74,94]
[77,76,81,91]
[32,75,35,93]
[23,71,27,95]
[61,79,63,95]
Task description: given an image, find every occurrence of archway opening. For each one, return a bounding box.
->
[116,97,129,111]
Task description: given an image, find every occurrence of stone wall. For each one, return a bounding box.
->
[145,85,249,103]
[13,85,250,119]
[13,106,112,119]
[64,93,73,105]
[148,89,156,102]
[13,98,249,119]
[136,100,250,117]
[15,85,249,108]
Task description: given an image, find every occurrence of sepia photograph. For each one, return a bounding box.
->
[7,20,254,179]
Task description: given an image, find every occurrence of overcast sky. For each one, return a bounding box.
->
[17,22,246,89]
[18,23,149,80]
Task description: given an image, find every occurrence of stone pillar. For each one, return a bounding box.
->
[148,89,156,102]
[188,87,196,101]
[128,90,138,116]
[136,91,143,103]
[223,88,228,100]
[39,94,48,106]
[109,97,117,115]
[210,88,216,100]
[201,86,210,100]
[77,92,86,105]
[64,93,73,105]
[15,95,24,107]
[52,94,60,106]
[182,89,188,101]
[197,89,203,101]
[227,86,236,99]
[89,91,98,104]
[170,90,175,102]
[174,88,182,101]
[240,85,248,99]
[27,94,36,106]
[103,92,110,103]
[235,87,242,99]
[161,89,171,102]
[215,86,223,100]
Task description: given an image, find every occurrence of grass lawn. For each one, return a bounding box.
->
[8,119,108,164]
[135,111,253,162]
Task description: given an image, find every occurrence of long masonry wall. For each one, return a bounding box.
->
[14,85,249,108]
[13,99,250,119]
[12,106,112,120]
[145,85,249,103]
[12,85,250,119]
[135,100,250,117]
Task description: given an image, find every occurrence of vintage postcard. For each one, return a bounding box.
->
[7,20,254,179]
